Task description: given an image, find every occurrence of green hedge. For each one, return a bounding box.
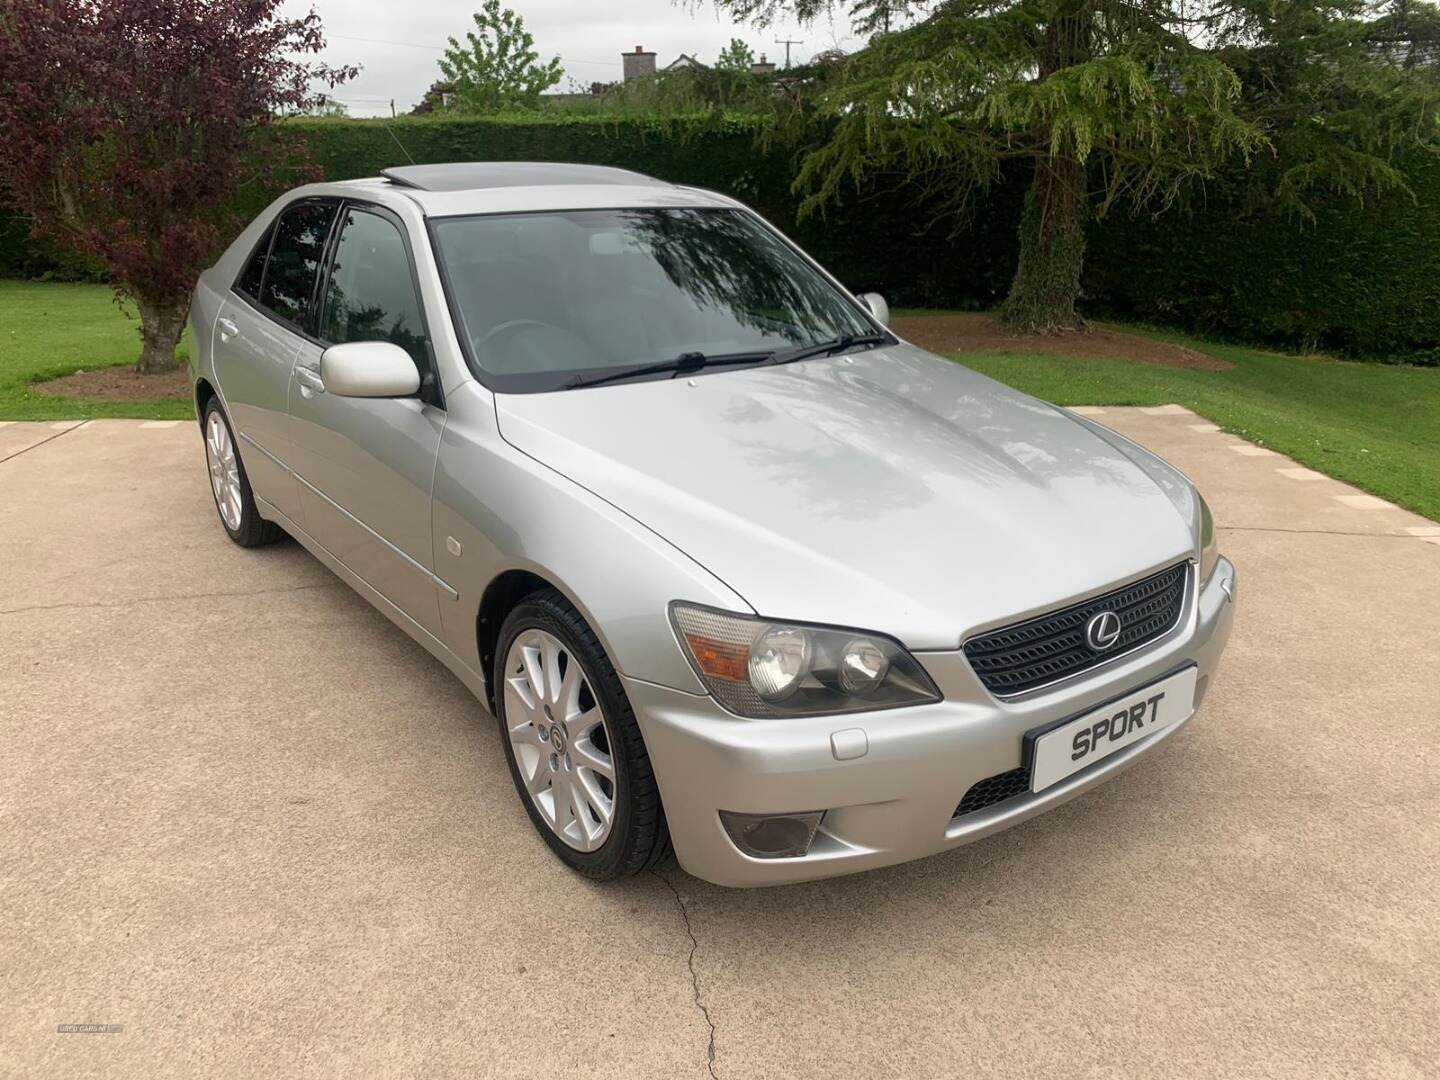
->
[1083,153,1440,362]
[1,114,1021,307]
[4,114,1437,359]
[0,213,106,282]
[278,115,1026,310]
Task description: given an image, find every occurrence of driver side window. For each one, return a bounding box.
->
[320,208,428,370]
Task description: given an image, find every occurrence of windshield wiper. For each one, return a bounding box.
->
[562,350,770,390]
[765,332,891,367]
[561,333,890,390]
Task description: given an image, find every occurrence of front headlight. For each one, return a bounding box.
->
[670,603,942,718]
[1198,493,1219,585]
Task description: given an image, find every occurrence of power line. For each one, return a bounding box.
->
[325,32,620,67]
[327,32,442,51]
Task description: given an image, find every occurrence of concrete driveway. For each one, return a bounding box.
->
[2,409,1437,1079]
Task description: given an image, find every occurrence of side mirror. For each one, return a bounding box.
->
[857,292,890,327]
[319,341,421,398]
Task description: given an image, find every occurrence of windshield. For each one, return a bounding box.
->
[431,208,879,392]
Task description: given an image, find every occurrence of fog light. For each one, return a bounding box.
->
[719,810,824,859]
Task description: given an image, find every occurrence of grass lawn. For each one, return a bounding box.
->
[0,280,192,421]
[907,316,1438,522]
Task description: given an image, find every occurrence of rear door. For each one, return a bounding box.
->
[285,201,447,636]
[213,198,340,523]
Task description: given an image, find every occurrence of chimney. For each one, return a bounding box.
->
[622,45,656,82]
[750,53,777,76]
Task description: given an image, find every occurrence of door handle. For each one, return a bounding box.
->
[217,317,238,341]
[294,366,325,393]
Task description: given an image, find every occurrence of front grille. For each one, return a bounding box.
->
[954,766,1030,818]
[964,562,1189,696]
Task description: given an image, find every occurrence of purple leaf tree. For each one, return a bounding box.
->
[0,0,356,373]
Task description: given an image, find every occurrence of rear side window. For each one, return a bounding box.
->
[319,208,427,367]
[258,201,338,326]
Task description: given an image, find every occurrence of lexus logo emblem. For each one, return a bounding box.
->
[1086,610,1123,651]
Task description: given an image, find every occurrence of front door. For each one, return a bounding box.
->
[285,203,447,637]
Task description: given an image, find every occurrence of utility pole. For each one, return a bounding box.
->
[774,37,803,68]
[390,98,396,118]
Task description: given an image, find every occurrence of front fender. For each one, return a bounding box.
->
[431,381,752,699]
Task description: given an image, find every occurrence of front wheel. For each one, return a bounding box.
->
[495,590,670,879]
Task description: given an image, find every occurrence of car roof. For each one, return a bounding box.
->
[311,162,741,218]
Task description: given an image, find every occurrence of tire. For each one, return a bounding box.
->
[494,589,671,880]
[202,398,282,548]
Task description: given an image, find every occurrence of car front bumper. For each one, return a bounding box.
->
[626,557,1237,887]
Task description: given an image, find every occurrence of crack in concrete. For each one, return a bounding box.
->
[654,869,720,1080]
[1220,525,1431,538]
[0,420,89,466]
[0,581,340,616]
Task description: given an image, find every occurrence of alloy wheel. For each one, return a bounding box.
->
[205,411,243,531]
[502,628,617,852]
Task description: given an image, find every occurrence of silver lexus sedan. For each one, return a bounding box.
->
[189,162,1235,886]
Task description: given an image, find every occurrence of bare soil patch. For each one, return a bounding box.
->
[34,365,191,402]
[891,312,1234,371]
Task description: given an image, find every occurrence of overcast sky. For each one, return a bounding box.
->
[291,1,860,116]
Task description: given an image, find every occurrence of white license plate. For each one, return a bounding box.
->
[1028,667,1198,793]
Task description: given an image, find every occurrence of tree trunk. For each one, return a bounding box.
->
[998,1,1092,334]
[998,155,1088,334]
[133,294,188,374]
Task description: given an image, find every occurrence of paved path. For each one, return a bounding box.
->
[2,412,1437,1079]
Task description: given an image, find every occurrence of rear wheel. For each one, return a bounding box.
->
[495,590,670,879]
[202,399,281,548]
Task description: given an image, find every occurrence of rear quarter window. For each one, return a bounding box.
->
[235,225,273,300]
